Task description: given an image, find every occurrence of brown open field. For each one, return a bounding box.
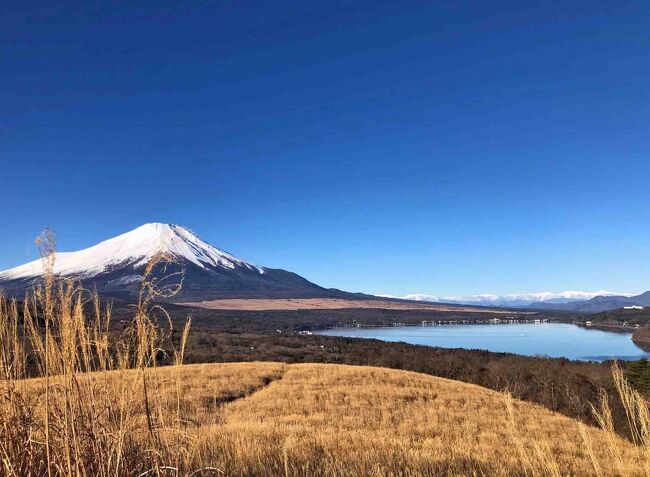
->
[178,297,532,313]
[203,363,645,476]
[11,362,646,476]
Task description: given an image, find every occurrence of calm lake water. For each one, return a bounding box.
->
[316,323,650,361]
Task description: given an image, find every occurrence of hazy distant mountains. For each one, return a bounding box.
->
[388,291,630,308]
[390,290,648,313]
[0,223,358,302]
[527,291,650,313]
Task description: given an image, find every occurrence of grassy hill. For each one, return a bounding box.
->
[195,362,643,476]
[7,361,645,476]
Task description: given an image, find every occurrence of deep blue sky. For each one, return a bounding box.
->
[2,1,649,296]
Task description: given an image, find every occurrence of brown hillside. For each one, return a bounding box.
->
[26,361,633,476]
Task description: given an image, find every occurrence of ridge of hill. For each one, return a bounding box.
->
[20,361,643,476]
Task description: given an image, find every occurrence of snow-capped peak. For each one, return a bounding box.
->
[0,223,264,280]
[378,290,634,306]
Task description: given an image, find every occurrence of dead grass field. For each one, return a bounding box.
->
[6,356,650,475]
[15,361,645,476]
[162,362,647,476]
[12,362,648,476]
[178,297,528,313]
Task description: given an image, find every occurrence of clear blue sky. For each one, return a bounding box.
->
[2,1,649,296]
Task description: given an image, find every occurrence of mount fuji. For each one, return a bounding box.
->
[0,223,354,301]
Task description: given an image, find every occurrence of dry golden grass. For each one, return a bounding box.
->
[178,297,528,313]
[166,363,644,477]
[5,362,286,428]
[8,359,649,476]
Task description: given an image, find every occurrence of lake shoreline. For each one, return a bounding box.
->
[315,322,648,362]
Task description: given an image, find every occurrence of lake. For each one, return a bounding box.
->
[315,323,650,361]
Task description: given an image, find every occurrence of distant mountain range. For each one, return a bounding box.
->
[387,290,648,313]
[384,291,629,307]
[0,223,360,302]
[527,291,650,313]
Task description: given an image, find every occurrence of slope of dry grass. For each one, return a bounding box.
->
[7,360,648,476]
[6,361,287,427]
[174,363,644,476]
[178,297,527,313]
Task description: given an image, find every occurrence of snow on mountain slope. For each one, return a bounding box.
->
[440,290,632,306]
[0,223,264,281]
[380,290,633,307]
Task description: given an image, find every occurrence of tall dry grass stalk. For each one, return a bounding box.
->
[0,231,193,476]
[504,357,650,477]
[582,361,650,477]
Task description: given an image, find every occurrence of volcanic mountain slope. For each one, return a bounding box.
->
[0,223,357,301]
